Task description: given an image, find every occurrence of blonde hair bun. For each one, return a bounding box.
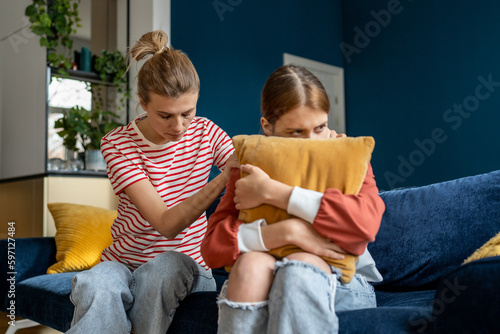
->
[130,30,169,61]
[128,29,200,103]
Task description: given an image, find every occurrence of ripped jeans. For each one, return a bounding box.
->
[217,259,376,334]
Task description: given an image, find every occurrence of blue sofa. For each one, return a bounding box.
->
[2,169,500,333]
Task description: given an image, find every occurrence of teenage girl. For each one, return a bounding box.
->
[201,64,385,334]
[67,30,237,334]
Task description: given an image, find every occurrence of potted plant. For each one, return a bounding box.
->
[52,48,129,171]
[25,0,81,76]
[95,50,128,92]
[54,106,123,171]
[26,0,130,171]
[93,49,130,112]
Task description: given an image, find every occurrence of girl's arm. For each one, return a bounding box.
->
[310,165,385,255]
[234,164,385,256]
[201,169,346,268]
[103,119,236,240]
[125,153,239,240]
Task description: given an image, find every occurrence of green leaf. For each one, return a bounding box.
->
[40,37,49,47]
[57,68,69,77]
[55,14,67,31]
[25,4,37,17]
[39,13,51,27]
[47,52,57,62]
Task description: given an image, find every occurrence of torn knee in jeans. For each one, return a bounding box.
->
[217,298,268,310]
[217,280,268,310]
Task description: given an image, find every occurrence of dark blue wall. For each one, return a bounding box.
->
[342,0,500,189]
[171,0,344,137]
[172,0,500,190]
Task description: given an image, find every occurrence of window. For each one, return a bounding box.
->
[47,77,92,161]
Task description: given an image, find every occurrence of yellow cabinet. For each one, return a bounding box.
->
[0,175,117,239]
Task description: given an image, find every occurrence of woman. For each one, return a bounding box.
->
[201,64,385,334]
[67,30,237,334]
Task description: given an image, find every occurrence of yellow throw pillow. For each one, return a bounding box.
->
[232,135,375,284]
[463,231,500,265]
[47,203,116,274]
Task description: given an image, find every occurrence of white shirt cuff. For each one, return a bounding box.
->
[356,248,383,282]
[237,219,270,253]
[287,186,323,224]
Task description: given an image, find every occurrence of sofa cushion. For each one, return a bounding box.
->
[0,238,57,309]
[167,292,219,334]
[338,306,433,334]
[167,291,435,334]
[370,169,500,290]
[463,230,500,264]
[47,203,116,274]
[232,134,375,283]
[375,290,434,308]
[431,256,500,333]
[15,272,77,332]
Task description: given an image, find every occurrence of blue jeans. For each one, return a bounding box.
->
[67,251,216,334]
[217,259,376,334]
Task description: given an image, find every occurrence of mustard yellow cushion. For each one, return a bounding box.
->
[232,135,375,283]
[47,203,116,274]
[463,231,500,264]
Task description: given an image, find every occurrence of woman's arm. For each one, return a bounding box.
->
[233,164,385,256]
[261,218,346,260]
[234,164,293,211]
[311,165,385,255]
[126,153,239,240]
[201,169,346,268]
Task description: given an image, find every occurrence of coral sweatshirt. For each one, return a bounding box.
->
[201,165,385,269]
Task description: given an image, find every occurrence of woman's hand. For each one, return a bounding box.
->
[284,218,346,260]
[234,164,293,211]
[234,164,271,210]
[221,152,240,180]
[328,129,347,138]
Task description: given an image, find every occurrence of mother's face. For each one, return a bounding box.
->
[261,106,329,139]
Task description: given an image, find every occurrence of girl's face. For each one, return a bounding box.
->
[139,92,198,145]
[261,105,329,139]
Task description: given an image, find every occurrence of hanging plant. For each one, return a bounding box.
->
[94,49,130,111]
[25,0,81,76]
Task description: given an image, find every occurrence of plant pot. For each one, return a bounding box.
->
[85,150,107,171]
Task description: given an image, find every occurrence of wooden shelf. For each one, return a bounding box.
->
[49,67,113,86]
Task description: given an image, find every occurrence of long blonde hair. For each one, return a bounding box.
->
[261,65,330,125]
[128,30,200,104]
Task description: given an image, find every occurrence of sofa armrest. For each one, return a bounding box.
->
[371,169,500,291]
[430,256,500,333]
[0,237,57,304]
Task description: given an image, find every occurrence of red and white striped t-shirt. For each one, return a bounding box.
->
[100,113,234,271]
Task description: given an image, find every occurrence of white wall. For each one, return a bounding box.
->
[128,0,170,121]
[0,0,47,180]
[0,0,171,180]
[0,39,3,177]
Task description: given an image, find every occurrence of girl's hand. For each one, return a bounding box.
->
[234,164,271,210]
[286,218,346,260]
[222,152,240,180]
[328,129,347,138]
